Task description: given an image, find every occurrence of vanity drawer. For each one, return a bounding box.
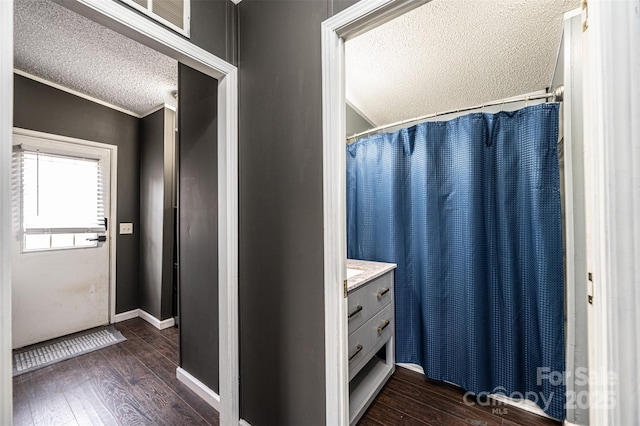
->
[347,273,393,334]
[348,302,394,380]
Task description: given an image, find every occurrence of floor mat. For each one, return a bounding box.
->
[12,326,126,376]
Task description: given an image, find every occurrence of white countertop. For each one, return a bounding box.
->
[346,259,397,293]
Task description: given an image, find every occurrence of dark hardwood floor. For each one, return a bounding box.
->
[14,320,559,426]
[13,318,219,426]
[359,367,561,426]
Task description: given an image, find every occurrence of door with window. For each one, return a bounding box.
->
[11,131,112,348]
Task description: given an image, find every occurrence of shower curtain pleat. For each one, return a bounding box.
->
[346,103,565,419]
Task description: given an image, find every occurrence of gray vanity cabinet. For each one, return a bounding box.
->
[347,261,396,425]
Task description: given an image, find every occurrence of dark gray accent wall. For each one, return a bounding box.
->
[190,0,238,66]
[140,109,163,318]
[178,63,219,392]
[13,74,140,313]
[332,0,360,15]
[237,1,355,423]
[140,108,175,320]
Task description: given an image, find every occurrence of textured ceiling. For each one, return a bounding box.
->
[14,0,177,116]
[345,0,579,127]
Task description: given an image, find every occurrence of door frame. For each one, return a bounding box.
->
[0,1,239,424]
[320,2,601,424]
[321,1,430,423]
[12,128,119,336]
[582,1,640,424]
[0,0,13,421]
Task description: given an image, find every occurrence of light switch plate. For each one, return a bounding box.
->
[119,222,134,235]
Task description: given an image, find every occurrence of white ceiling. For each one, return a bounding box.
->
[345,0,579,127]
[14,0,178,117]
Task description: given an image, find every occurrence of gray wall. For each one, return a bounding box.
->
[178,63,219,392]
[13,74,141,313]
[332,0,360,15]
[237,0,355,423]
[346,103,374,136]
[190,0,238,66]
[140,109,163,318]
[140,108,175,320]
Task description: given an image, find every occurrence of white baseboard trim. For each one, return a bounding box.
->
[563,420,580,426]
[113,309,139,323]
[176,367,220,411]
[239,419,251,426]
[113,309,175,330]
[138,309,175,330]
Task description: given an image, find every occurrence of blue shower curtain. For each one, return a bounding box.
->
[347,104,565,419]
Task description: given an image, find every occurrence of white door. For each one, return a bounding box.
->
[11,132,112,348]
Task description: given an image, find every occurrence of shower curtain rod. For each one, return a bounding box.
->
[346,86,564,144]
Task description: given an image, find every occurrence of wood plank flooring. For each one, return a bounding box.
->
[359,367,561,426]
[14,319,560,426]
[13,318,219,426]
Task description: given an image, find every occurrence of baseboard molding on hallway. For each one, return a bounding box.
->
[138,309,175,330]
[176,367,220,410]
[113,309,175,330]
[113,309,139,323]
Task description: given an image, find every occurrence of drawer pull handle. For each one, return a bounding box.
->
[377,320,390,333]
[377,287,390,298]
[348,305,363,319]
[348,344,363,361]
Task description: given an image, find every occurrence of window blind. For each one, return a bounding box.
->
[21,150,106,235]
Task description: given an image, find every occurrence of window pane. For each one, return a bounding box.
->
[24,234,50,251]
[74,233,97,247]
[51,234,74,249]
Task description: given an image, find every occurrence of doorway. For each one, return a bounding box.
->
[322,1,582,424]
[0,0,239,424]
[11,130,116,348]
